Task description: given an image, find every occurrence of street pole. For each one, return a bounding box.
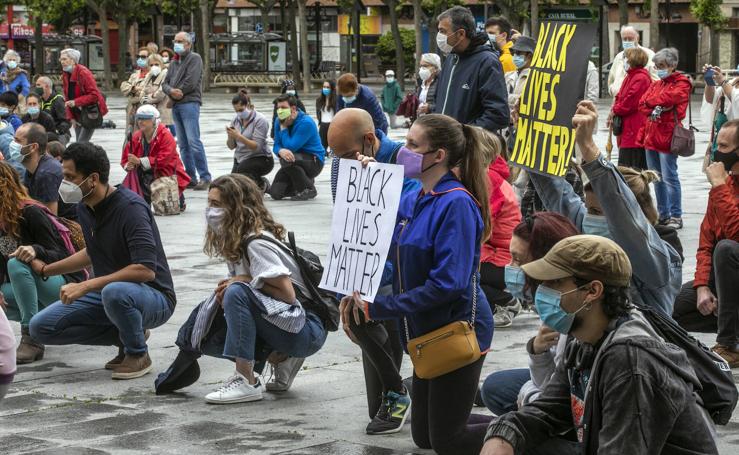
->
[314,1,321,72]
[354,0,362,81]
[6,5,13,50]
[665,0,671,47]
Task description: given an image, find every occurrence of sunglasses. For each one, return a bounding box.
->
[137,55,148,59]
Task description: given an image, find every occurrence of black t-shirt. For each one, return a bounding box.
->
[25,155,76,220]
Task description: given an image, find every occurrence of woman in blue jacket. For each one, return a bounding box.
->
[342,114,494,454]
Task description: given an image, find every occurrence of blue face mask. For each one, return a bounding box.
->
[322,88,331,96]
[137,58,147,68]
[622,41,635,50]
[535,285,590,334]
[504,265,526,300]
[342,95,357,104]
[27,106,40,116]
[63,65,74,73]
[657,69,670,79]
[173,43,185,55]
[7,140,22,162]
[512,55,526,69]
[582,214,611,239]
[0,107,8,117]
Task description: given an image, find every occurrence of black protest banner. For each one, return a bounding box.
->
[509,21,597,177]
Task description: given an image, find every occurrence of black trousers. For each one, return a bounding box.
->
[617,146,647,170]
[673,240,739,346]
[411,355,491,455]
[319,122,330,151]
[268,153,324,199]
[349,315,404,419]
[480,261,514,310]
[231,155,274,189]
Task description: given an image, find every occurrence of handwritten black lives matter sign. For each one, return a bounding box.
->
[320,160,403,302]
[510,21,597,176]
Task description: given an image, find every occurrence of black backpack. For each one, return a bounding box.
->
[637,305,738,425]
[243,232,340,332]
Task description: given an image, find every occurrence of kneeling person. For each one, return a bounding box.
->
[482,235,718,455]
[29,143,176,379]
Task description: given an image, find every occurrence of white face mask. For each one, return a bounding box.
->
[436,31,455,54]
[205,206,225,231]
[386,77,395,83]
[162,56,170,63]
[58,176,92,204]
[149,65,162,77]
[419,67,432,81]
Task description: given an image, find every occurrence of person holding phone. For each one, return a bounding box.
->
[701,64,739,165]
[227,89,273,192]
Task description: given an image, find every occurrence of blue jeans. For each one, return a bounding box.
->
[29,282,173,355]
[646,150,682,219]
[203,284,327,362]
[480,368,531,415]
[172,101,210,182]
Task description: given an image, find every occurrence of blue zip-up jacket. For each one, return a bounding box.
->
[3,114,21,132]
[273,111,325,163]
[0,70,30,97]
[529,155,682,316]
[434,36,509,132]
[336,85,388,134]
[368,172,494,352]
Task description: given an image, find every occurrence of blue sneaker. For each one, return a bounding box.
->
[366,390,411,435]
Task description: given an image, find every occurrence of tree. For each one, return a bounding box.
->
[383,0,405,89]
[85,0,114,90]
[691,0,728,64]
[412,0,424,73]
[649,0,659,49]
[376,28,415,76]
[286,0,300,83]
[252,0,279,32]
[297,0,310,92]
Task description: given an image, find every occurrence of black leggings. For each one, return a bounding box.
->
[268,153,324,199]
[349,315,404,418]
[412,355,491,455]
[319,122,330,151]
[673,280,718,333]
[480,261,514,309]
[231,155,274,189]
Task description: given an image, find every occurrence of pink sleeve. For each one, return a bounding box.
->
[0,310,16,379]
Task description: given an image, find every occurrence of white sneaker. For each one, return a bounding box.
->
[205,372,264,404]
[266,357,305,392]
[494,307,514,328]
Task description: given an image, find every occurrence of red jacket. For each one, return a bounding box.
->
[481,156,521,267]
[637,72,691,154]
[694,176,739,288]
[612,67,651,149]
[121,123,191,194]
[62,64,109,122]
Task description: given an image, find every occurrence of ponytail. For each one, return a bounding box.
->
[617,166,660,225]
[232,88,251,108]
[461,124,491,243]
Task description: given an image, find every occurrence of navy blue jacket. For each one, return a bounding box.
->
[368,172,494,352]
[336,85,388,134]
[273,111,325,163]
[434,36,510,132]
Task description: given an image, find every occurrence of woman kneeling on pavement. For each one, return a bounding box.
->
[341,114,494,454]
[121,105,190,212]
[202,174,328,404]
[0,162,85,363]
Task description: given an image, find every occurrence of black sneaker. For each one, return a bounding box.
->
[658,217,670,226]
[667,217,683,230]
[365,390,411,435]
[186,180,198,189]
[291,188,317,201]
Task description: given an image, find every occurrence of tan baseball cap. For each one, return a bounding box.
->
[521,235,632,287]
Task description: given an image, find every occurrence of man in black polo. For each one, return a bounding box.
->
[35,76,71,144]
[15,122,76,219]
[29,142,176,380]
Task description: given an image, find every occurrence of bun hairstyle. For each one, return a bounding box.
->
[413,114,491,243]
[583,166,660,225]
[232,88,252,108]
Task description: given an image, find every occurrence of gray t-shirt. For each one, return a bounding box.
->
[228,111,271,163]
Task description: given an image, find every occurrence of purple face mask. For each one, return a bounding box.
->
[396,146,437,179]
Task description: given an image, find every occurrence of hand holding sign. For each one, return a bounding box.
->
[572,100,600,162]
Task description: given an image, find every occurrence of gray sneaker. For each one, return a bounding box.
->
[266,357,305,392]
[494,307,514,328]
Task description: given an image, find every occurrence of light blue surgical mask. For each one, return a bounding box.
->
[582,214,611,239]
[322,88,331,96]
[6,61,17,70]
[0,107,8,116]
[512,55,526,69]
[622,41,635,50]
[342,95,356,104]
[504,265,526,300]
[657,69,670,79]
[173,43,186,55]
[27,106,40,116]
[63,65,74,73]
[7,140,22,161]
[137,58,147,68]
[534,285,590,334]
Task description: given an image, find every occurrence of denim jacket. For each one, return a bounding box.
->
[528,155,681,316]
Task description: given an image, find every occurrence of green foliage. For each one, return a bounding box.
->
[376,28,415,74]
[691,0,728,29]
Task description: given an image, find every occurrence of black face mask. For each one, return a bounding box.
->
[715,147,739,172]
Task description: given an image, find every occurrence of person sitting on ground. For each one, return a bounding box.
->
[327,108,420,435]
[267,94,325,201]
[528,100,682,317]
[478,131,522,328]
[29,142,177,380]
[481,236,718,455]
[46,141,64,163]
[200,174,328,404]
[0,309,14,401]
[227,89,272,192]
[335,73,388,134]
[672,120,739,367]
[159,48,174,67]
[0,91,22,131]
[15,123,75,220]
[21,93,56,133]
[0,50,30,99]
[480,212,579,417]
[0,161,85,364]
[270,80,307,139]
[34,76,71,144]
[121,105,190,212]
[381,70,404,129]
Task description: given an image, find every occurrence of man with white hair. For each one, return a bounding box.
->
[35,76,71,143]
[162,31,211,190]
[607,25,657,97]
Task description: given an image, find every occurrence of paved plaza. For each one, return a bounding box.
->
[0,92,737,454]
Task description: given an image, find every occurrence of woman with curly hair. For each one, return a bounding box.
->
[0,162,85,364]
[201,173,327,404]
